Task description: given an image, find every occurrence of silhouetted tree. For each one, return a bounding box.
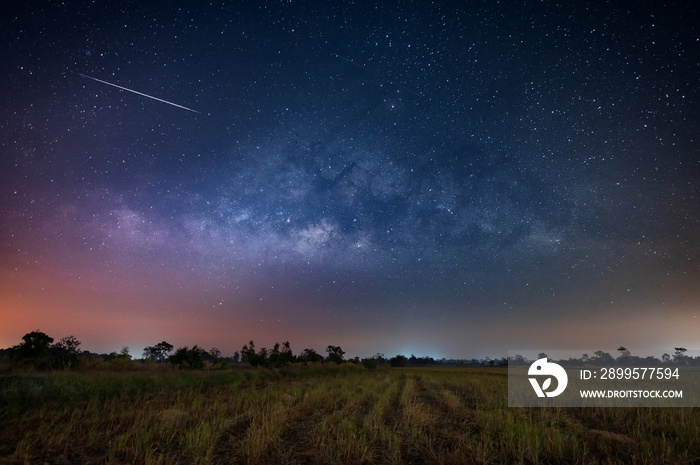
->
[203,347,222,365]
[143,341,174,363]
[268,343,282,367]
[266,341,294,367]
[617,346,631,358]
[299,348,323,364]
[52,335,82,369]
[674,348,687,364]
[119,346,132,359]
[241,341,258,366]
[169,345,205,369]
[11,330,55,369]
[280,341,295,365]
[17,330,53,356]
[325,345,345,364]
[593,350,614,365]
[241,341,271,367]
[206,347,230,367]
[256,347,269,367]
[389,354,408,367]
[361,357,378,370]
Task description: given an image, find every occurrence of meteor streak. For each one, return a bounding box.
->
[74,72,201,114]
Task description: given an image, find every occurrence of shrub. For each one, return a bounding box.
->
[361,357,378,370]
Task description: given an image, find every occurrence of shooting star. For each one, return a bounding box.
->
[74,72,201,114]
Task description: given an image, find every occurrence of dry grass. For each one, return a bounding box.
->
[1,365,698,464]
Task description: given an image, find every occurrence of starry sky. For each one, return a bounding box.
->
[1,1,698,359]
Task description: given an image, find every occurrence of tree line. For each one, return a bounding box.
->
[3,331,697,371]
[1,330,434,371]
[508,347,698,367]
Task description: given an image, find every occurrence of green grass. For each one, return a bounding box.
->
[1,365,698,464]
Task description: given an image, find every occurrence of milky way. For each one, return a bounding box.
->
[1,1,698,358]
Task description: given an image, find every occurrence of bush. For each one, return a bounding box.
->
[361,357,378,370]
[169,346,206,369]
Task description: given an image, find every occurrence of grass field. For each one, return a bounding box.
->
[1,365,698,464]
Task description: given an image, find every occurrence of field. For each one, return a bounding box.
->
[1,365,698,464]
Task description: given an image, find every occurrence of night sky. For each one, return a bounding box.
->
[1,1,698,359]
